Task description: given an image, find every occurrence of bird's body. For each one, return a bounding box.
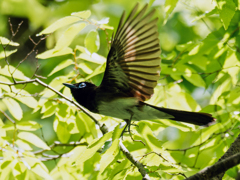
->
[63,3,215,127]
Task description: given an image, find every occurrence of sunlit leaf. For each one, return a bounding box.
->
[210,74,232,104]
[84,30,100,54]
[55,23,86,50]
[37,16,81,35]
[31,163,53,180]
[183,73,206,87]
[48,59,73,76]
[0,49,17,59]
[77,131,112,164]
[0,36,19,46]
[18,132,50,150]
[108,159,130,179]
[78,52,105,64]
[71,10,91,19]
[55,120,71,143]
[13,162,27,179]
[2,98,22,120]
[216,0,236,29]
[40,76,68,98]
[15,90,38,109]
[85,63,105,80]
[36,47,73,59]
[100,139,120,173]
[78,62,93,74]
[15,139,33,151]
[99,24,114,30]
[164,0,178,24]
[17,121,41,131]
[41,102,58,119]
[191,8,218,22]
[0,65,27,80]
[0,160,17,180]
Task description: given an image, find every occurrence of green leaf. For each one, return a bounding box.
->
[0,65,27,80]
[41,102,58,118]
[36,47,73,59]
[78,52,106,64]
[191,7,218,22]
[85,63,106,80]
[0,76,11,93]
[13,162,27,179]
[17,121,41,131]
[176,41,196,52]
[216,0,236,29]
[31,163,53,180]
[15,90,38,109]
[100,139,120,173]
[3,98,22,120]
[40,76,68,98]
[17,132,50,150]
[0,36,19,46]
[37,16,81,36]
[84,30,100,54]
[3,121,41,131]
[77,131,113,164]
[108,159,130,179]
[210,74,232,104]
[15,139,33,151]
[0,49,17,59]
[78,62,93,74]
[180,29,221,64]
[48,59,73,76]
[71,10,91,19]
[222,52,240,85]
[166,85,201,112]
[164,0,178,24]
[183,72,206,87]
[77,112,98,138]
[112,124,123,141]
[177,64,206,87]
[55,22,86,50]
[55,120,71,143]
[0,160,17,180]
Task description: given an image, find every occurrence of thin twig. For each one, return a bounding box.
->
[0,78,108,135]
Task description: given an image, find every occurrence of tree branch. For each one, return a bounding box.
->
[119,140,150,180]
[185,152,240,180]
[211,133,240,179]
[0,79,108,135]
[0,78,149,179]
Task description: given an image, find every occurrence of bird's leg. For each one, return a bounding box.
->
[121,112,145,146]
[120,119,130,138]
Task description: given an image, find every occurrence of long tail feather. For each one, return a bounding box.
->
[148,104,216,126]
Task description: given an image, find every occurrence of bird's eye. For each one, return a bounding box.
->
[78,82,86,88]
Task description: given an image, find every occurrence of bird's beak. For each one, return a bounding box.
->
[63,83,76,89]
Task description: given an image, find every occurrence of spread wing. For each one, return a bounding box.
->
[100,3,161,101]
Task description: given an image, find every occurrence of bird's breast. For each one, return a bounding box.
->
[97,98,173,121]
[97,97,138,120]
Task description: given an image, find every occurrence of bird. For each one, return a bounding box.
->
[63,3,215,134]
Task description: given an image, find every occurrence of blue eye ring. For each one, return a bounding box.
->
[78,82,86,88]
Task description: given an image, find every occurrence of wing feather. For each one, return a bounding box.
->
[101,3,161,101]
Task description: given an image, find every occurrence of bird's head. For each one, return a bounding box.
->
[63,81,96,93]
[63,82,97,107]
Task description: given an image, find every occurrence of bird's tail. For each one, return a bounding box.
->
[148,104,216,126]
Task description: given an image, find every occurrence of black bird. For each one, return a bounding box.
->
[63,4,215,131]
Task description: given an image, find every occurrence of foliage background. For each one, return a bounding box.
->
[0,0,240,179]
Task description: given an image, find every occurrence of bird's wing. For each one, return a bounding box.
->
[100,3,161,101]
